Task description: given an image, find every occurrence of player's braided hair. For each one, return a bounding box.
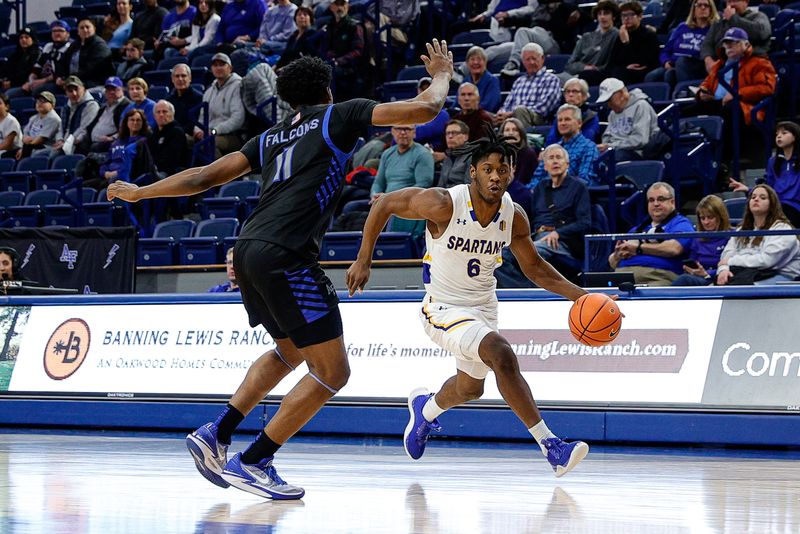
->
[454,126,518,169]
[277,56,332,109]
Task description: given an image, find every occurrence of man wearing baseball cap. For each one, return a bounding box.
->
[55,75,100,154]
[6,20,74,98]
[700,0,771,73]
[79,76,131,153]
[686,27,776,162]
[195,53,245,158]
[596,77,664,161]
[18,92,62,158]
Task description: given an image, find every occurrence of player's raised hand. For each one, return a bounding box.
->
[345,259,371,297]
[107,181,141,202]
[421,39,454,80]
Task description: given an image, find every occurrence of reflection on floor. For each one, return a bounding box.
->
[0,432,798,533]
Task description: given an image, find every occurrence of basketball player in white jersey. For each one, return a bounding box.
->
[346,138,591,477]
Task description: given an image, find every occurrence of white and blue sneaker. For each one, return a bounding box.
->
[542,437,589,478]
[403,387,442,460]
[221,453,305,500]
[186,422,230,488]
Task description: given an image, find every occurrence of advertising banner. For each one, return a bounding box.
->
[2,298,721,407]
[0,227,136,294]
[701,299,800,410]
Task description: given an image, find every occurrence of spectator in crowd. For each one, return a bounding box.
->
[121,77,157,130]
[414,77,450,150]
[322,0,367,102]
[609,182,695,286]
[254,0,297,54]
[148,100,188,176]
[496,144,591,286]
[545,78,599,145]
[432,119,471,188]
[115,38,149,83]
[672,195,731,285]
[103,0,134,53]
[495,43,561,129]
[685,28,776,163]
[564,0,619,87]
[0,247,22,282]
[208,248,240,292]
[275,6,322,70]
[17,91,62,159]
[452,82,494,142]
[645,0,719,87]
[717,184,800,285]
[88,108,151,188]
[131,0,169,50]
[371,123,434,235]
[468,0,538,43]
[216,0,266,46]
[156,0,197,59]
[659,0,693,34]
[606,1,660,85]
[55,76,101,155]
[533,103,599,187]
[182,0,221,60]
[700,0,771,73]
[57,18,113,89]
[0,28,41,92]
[8,20,72,98]
[597,77,664,161]
[463,46,501,113]
[241,58,291,136]
[731,122,800,227]
[500,117,538,191]
[167,63,203,136]
[195,53,245,158]
[0,94,22,158]
[79,76,130,154]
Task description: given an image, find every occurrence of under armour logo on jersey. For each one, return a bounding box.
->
[456,218,467,225]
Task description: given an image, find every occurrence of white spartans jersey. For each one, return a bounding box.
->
[422,184,514,306]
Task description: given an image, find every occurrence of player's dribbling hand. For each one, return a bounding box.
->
[107,181,141,203]
[345,259,371,297]
[420,39,454,80]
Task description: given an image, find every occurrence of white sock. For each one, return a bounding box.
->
[422,395,445,421]
[529,420,556,456]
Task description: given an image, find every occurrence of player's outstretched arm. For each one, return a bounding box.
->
[509,205,587,301]
[345,187,452,296]
[106,151,252,202]
[371,39,454,127]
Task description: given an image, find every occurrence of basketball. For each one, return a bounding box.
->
[568,293,622,346]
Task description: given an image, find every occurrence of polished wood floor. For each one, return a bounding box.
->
[0,432,798,533]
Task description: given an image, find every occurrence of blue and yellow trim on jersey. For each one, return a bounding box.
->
[467,200,503,224]
[421,304,475,332]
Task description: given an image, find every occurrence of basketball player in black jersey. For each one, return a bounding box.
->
[108,40,454,499]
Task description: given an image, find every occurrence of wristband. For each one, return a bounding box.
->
[717,264,730,272]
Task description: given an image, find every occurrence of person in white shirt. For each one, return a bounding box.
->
[0,94,22,158]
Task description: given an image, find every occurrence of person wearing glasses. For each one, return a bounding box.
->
[115,38,149,83]
[432,119,471,188]
[610,182,695,286]
[606,1,660,85]
[562,0,619,87]
[545,78,599,145]
[700,0,771,73]
[645,0,719,88]
[208,247,240,293]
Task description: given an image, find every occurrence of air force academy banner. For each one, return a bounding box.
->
[0,227,136,294]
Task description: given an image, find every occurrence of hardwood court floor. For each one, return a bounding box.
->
[0,432,798,534]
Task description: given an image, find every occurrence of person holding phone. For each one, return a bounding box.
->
[672,195,732,285]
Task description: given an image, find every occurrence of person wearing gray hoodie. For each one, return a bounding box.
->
[194,52,245,158]
[596,77,664,161]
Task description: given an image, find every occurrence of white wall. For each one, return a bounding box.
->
[20,0,72,31]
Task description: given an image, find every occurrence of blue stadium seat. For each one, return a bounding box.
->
[0,171,32,193]
[673,79,704,99]
[148,85,170,101]
[34,169,68,190]
[158,56,185,71]
[50,154,85,175]
[615,160,665,191]
[544,54,570,74]
[178,218,239,265]
[143,70,172,87]
[84,202,115,226]
[396,65,429,81]
[449,44,472,63]
[321,231,362,261]
[9,96,34,114]
[452,29,494,46]
[0,190,24,220]
[17,156,50,173]
[199,197,240,220]
[724,197,747,225]
[220,180,260,198]
[629,82,671,103]
[7,189,60,227]
[373,232,417,259]
[42,187,98,226]
[138,220,196,266]
[0,158,14,174]
[191,54,214,69]
[380,80,418,102]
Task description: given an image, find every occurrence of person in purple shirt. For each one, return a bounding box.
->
[156,0,197,58]
[208,248,241,292]
[645,0,718,88]
[463,46,501,113]
[730,121,800,228]
[216,0,267,45]
[672,195,732,285]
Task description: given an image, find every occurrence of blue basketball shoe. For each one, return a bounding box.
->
[403,387,442,460]
[186,422,231,488]
[542,437,589,478]
[221,453,305,500]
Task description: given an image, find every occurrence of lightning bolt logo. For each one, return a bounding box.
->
[21,244,35,270]
[103,244,120,269]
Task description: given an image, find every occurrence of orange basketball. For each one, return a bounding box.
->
[568,293,623,346]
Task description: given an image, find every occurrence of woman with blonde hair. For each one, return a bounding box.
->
[672,195,731,285]
[717,184,800,285]
[645,0,719,87]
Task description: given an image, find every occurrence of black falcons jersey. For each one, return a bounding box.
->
[238,98,378,260]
